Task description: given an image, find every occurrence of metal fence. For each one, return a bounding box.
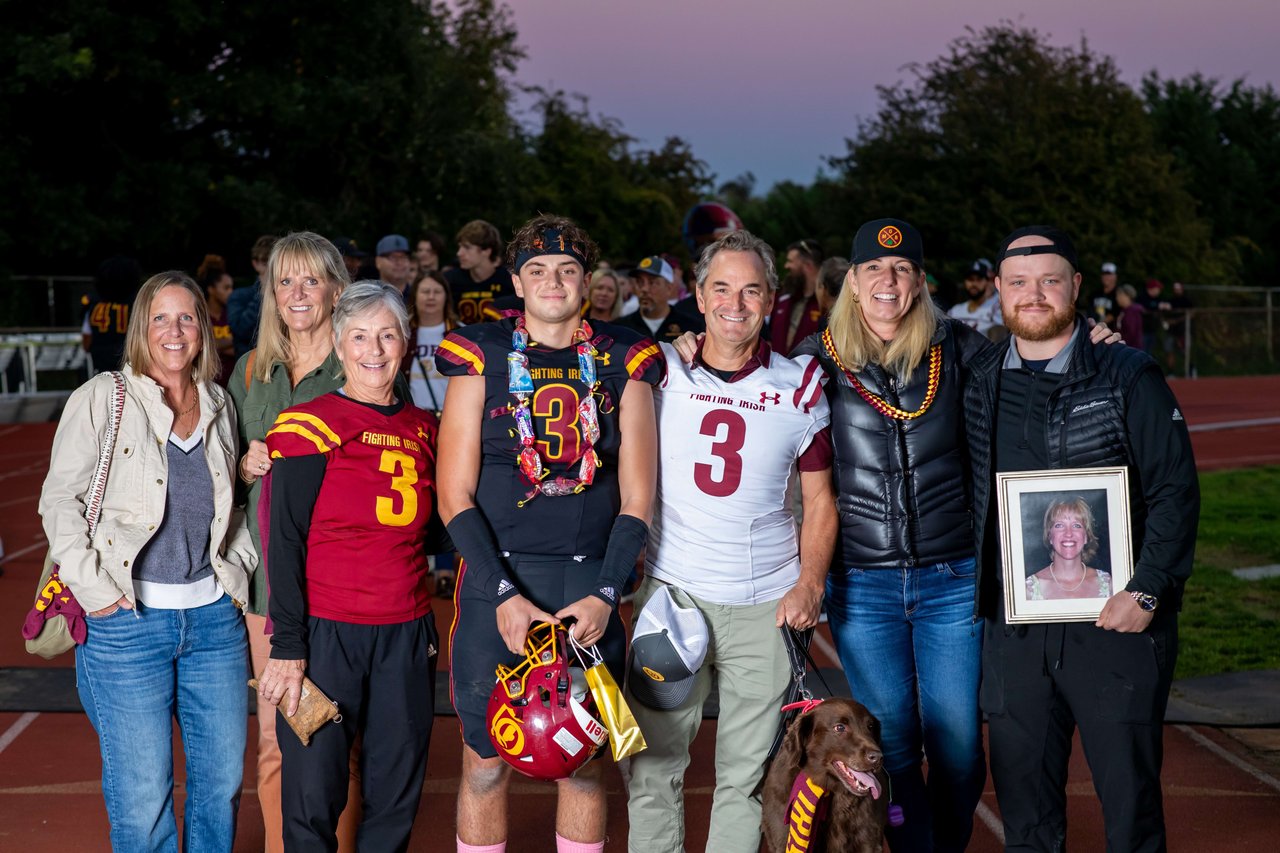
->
[0,330,89,393]
[1172,286,1280,377]
[3,275,96,328]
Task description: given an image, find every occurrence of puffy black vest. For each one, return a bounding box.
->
[800,320,991,569]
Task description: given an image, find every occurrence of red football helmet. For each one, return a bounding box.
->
[682,201,744,258]
[487,622,608,781]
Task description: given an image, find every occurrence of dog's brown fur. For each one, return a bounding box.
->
[761,698,889,853]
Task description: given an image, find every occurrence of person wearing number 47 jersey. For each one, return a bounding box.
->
[435,214,663,853]
[627,230,838,853]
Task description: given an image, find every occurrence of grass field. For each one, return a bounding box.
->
[1178,466,1280,679]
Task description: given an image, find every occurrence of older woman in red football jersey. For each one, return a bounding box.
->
[255,281,440,850]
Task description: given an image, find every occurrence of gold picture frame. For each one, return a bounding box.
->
[995,467,1133,623]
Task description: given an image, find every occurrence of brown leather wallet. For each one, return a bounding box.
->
[249,677,343,746]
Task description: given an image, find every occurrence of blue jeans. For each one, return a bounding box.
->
[76,595,249,852]
[826,559,986,853]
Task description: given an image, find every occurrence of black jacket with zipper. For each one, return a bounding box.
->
[964,316,1199,618]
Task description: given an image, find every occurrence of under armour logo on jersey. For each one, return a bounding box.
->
[598,586,616,602]
[1172,408,1184,421]
[497,579,514,596]
[595,351,612,367]
[416,424,429,441]
[760,391,781,405]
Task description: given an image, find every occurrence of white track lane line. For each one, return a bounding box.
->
[1175,724,1280,794]
[975,801,1005,843]
[0,712,40,756]
[1189,416,1280,433]
[0,537,47,567]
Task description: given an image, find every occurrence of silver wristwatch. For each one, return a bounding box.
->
[1129,591,1159,612]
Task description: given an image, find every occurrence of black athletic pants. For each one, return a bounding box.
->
[981,614,1177,853]
[279,613,438,852]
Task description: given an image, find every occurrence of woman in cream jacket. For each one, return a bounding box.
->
[39,271,256,853]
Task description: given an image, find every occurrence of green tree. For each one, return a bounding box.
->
[1143,73,1280,285]
[825,24,1213,288]
[0,0,712,319]
[520,89,710,261]
[0,0,533,274]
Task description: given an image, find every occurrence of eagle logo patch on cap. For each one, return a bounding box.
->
[642,667,665,682]
[877,226,903,248]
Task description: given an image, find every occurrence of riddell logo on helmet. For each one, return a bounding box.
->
[878,226,903,248]
[642,666,665,682]
[489,704,525,756]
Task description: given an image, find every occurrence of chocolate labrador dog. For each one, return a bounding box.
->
[761,698,889,853]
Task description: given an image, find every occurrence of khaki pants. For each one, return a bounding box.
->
[247,614,361,852]
[625,579,792,853]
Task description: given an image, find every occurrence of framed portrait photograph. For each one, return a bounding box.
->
[995,467,1133,623]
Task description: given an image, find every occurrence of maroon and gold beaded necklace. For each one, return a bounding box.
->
[820,328,941,421]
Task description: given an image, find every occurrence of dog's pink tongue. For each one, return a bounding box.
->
[850,769,882,800]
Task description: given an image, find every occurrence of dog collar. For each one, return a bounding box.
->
[781,698,824,715]
[787,772,831,852]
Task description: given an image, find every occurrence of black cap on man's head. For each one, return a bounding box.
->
[851,218,923,266]
[995,226,1078,272]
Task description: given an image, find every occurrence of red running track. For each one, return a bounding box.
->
[1,376,1279,850]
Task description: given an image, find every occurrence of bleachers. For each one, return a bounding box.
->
[0,331,83,421]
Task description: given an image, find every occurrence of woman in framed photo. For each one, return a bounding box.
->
[1025,496,1112,600]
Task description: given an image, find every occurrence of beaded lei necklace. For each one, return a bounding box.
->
[820,328,942,420]
[508,315,602,506]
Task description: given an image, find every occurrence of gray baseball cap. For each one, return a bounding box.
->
[627,585,709,711]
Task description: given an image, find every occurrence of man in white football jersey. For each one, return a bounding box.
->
[624,230,838,853]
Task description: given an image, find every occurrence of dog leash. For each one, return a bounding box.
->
[776,624,905,829]
[762,626,823,767]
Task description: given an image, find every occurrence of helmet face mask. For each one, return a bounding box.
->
[487,622,608,781]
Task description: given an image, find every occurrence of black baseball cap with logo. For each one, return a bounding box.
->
[850,218,924,266]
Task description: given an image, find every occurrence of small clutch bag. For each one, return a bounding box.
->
[249,677,343,746]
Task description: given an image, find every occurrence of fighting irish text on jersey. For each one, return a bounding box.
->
[265,392,438,623]
[648,342,831,605]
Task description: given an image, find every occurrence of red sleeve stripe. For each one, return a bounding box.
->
[625,341,662,379]
[793,356,826,413]
[438,335,485,375]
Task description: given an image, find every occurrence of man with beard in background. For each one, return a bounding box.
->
[767,238,825,355]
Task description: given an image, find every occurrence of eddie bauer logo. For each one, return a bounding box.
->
[1071,400,1111,414]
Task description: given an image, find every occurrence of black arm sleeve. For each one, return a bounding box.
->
[446,508,519,605]
[1124,366,1200,607]
[591,514,648,607]
[267,455,326,660]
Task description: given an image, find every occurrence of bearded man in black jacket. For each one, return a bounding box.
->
[966,226,1199,853]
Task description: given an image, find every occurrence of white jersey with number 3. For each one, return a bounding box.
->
[647,342,830,605]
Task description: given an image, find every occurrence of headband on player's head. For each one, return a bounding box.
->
[513,228,589,276]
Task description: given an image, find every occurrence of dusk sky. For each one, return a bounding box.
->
[503,0,1279,191]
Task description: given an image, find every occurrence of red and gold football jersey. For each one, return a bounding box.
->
[266,393,439,624]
